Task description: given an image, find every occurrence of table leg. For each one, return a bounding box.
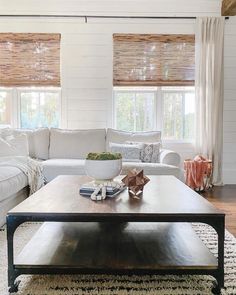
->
[7,215,24,293]
[211,217,225,294]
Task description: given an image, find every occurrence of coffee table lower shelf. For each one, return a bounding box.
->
[14,222,218,275]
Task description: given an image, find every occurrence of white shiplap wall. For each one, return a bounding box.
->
[0,17,197,159]
[223,17,236,184]
[0,0,221,16]
[0,0,235,183]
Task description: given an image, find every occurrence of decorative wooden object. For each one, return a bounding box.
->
[222,0,236,16]
[121,169,150,197]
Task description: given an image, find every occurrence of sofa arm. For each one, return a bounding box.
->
[159,149,181,167]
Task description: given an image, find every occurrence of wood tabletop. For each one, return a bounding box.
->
[9,175,223,217]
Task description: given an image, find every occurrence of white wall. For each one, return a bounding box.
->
[0,0,221,17]
[0,17,197,161]
[0,0,236,183]
[223,17,236,184]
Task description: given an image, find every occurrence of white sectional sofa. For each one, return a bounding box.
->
[0,127,182,226]
[0,128,50,226]
[0,167,28,226]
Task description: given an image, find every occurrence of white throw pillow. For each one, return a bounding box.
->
[126,141,161,163]
[109,142,143,162]
[141,142,161,163]
[0,133,29,157]
[106,128,161,151]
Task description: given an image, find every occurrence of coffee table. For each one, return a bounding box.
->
[7,175,225,294]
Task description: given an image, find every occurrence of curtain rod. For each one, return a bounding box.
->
[0,15,230,22]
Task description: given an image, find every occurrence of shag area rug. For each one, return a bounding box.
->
[0,223,236,295]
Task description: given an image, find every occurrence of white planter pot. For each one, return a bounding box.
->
[85,159,122,181]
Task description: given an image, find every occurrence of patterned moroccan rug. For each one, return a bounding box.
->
[0,223,236,295]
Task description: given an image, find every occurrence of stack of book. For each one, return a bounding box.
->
[79,181,126,197]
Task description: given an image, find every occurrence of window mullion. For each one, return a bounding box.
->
[12,88,19,128]
[182,92,185,140]
[38,93,41,127]
[156,87,162,132]
[113,90,116,129]
[134,92,137,132]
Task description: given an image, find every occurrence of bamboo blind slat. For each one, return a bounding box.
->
[113,34,195,87]
[0,33,61,87]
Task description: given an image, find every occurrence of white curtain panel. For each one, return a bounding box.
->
[195,17,225,185]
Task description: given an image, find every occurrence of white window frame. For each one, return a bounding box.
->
[113,86,195,143]
[0,87,15,127]
[0,87,61,129]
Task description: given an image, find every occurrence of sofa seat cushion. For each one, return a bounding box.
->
[0,167,28,202]
[42,159,182,183]
[42,159,86,182]
[122,162,182,179]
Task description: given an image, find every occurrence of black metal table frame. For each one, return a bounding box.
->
[7,213,225,294]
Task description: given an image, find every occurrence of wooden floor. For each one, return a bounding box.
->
[202,185,236,237]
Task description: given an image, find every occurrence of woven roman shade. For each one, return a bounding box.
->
[0,33,61,87]
[113,34,195,86]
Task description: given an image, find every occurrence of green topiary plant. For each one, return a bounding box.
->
[86,152,122,160]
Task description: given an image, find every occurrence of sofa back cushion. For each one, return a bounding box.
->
[49,128,106,159]
[0,128,49,160]
[0,133,29,157]
[106,128,161,151]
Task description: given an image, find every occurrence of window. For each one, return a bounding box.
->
[0,88,60,129]
[0,89,12,127]
[113,34,195,141]
[162,87,195,140]
[114,88,155,132]
[19,89,60,128]
[0,33,61,128]
[113,86,195,141]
